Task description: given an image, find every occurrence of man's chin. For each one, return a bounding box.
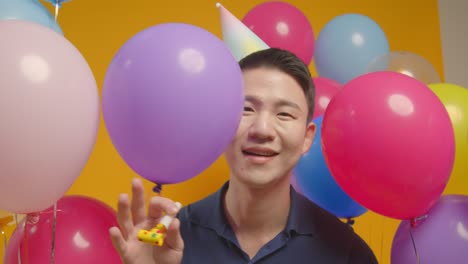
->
[242,174,286,189]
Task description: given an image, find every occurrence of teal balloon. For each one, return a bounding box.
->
[294,116,367,218]
[0,0,63,35]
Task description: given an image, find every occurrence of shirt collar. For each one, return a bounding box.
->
[186,181,229,236]
[187,181,317,236]
[287,186,317,235]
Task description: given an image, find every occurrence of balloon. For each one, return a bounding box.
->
[44,0,71,6]
[5,196,121,264]
[428,83,468,194]
[367,51,441,84]
[322,71,455,220]
[0,20,99,213]
[242,1,315,65]
[0,0,62,34]
[102,23,244,184]
[294,116,367,218]
[314,13,389,84]
[312,77,342,119]
[391,195,468,264]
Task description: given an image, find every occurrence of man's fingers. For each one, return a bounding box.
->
[117,193,134,239]
[131,178,147,225]
[147,196,180,219]
[109,226,127,256]
[164,218,184,252]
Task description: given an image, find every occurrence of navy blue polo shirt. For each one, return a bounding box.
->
[177,182,377,263]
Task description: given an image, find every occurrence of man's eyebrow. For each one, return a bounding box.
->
[245,95,302,111]
[275,99,301,111]
[245,95,261,104]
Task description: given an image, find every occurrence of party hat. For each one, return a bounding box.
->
[216,3,269,61]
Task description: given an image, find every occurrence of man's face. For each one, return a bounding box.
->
[224,67,316,188]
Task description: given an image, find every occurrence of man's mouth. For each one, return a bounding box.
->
[242,148,279,157]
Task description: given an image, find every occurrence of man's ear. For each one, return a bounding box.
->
[302,121,316,154]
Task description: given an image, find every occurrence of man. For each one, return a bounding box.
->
[109,48,378,264]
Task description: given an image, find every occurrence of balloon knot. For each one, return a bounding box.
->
[346,218,355,226]
[410,214,428,228]
[26,212,40,225]
[153,183,163,194]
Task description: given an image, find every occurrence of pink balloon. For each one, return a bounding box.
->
[0,21,99,213]
[321,71,455,220]
[312,77,342,119]
[242,1,315,65]
[5,196,121,264]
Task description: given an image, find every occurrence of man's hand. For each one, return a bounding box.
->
[109,178,184,264]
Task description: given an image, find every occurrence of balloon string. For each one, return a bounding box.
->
[369,218,373,250]
[24,221,27,264]
[380,215,384,262]
[15,214,21,264]
[409,227,420,264]
[55,2,59,21]
[1,225,6,259]
[50,203,57,264]
[23,212,41,264]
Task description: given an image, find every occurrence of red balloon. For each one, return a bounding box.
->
[5,196,121,264]
[242,1,315,65]
[312,77,342,119]
[321,71,455,220]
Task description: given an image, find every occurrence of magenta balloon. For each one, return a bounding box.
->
[102,23,244,184]
[391,195,468,264]
[242,1,315,65]
[5,196,121,264]
[322,71,455,220]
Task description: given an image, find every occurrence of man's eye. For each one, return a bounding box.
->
[244,107,254,112]
[278,112,293,117]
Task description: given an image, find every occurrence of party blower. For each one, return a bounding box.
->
[137,202,182,246]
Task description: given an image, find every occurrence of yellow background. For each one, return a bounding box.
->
[2,0,464,263]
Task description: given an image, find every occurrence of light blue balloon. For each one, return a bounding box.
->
[0,0,63,35]
[314,13,389,84]
[294,116,367,219]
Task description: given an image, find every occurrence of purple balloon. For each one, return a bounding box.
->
[102,23,244,184]
[391,195,468,264]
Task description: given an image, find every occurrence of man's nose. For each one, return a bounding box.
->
[248,113,275,141]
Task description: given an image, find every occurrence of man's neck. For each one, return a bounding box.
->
[223,176,291,236]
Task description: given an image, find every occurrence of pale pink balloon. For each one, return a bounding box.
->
[0,20,99,213]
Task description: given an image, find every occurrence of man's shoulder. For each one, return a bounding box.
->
[176,190,218,225]
[295,194,377,262]
[294,193,355,237]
